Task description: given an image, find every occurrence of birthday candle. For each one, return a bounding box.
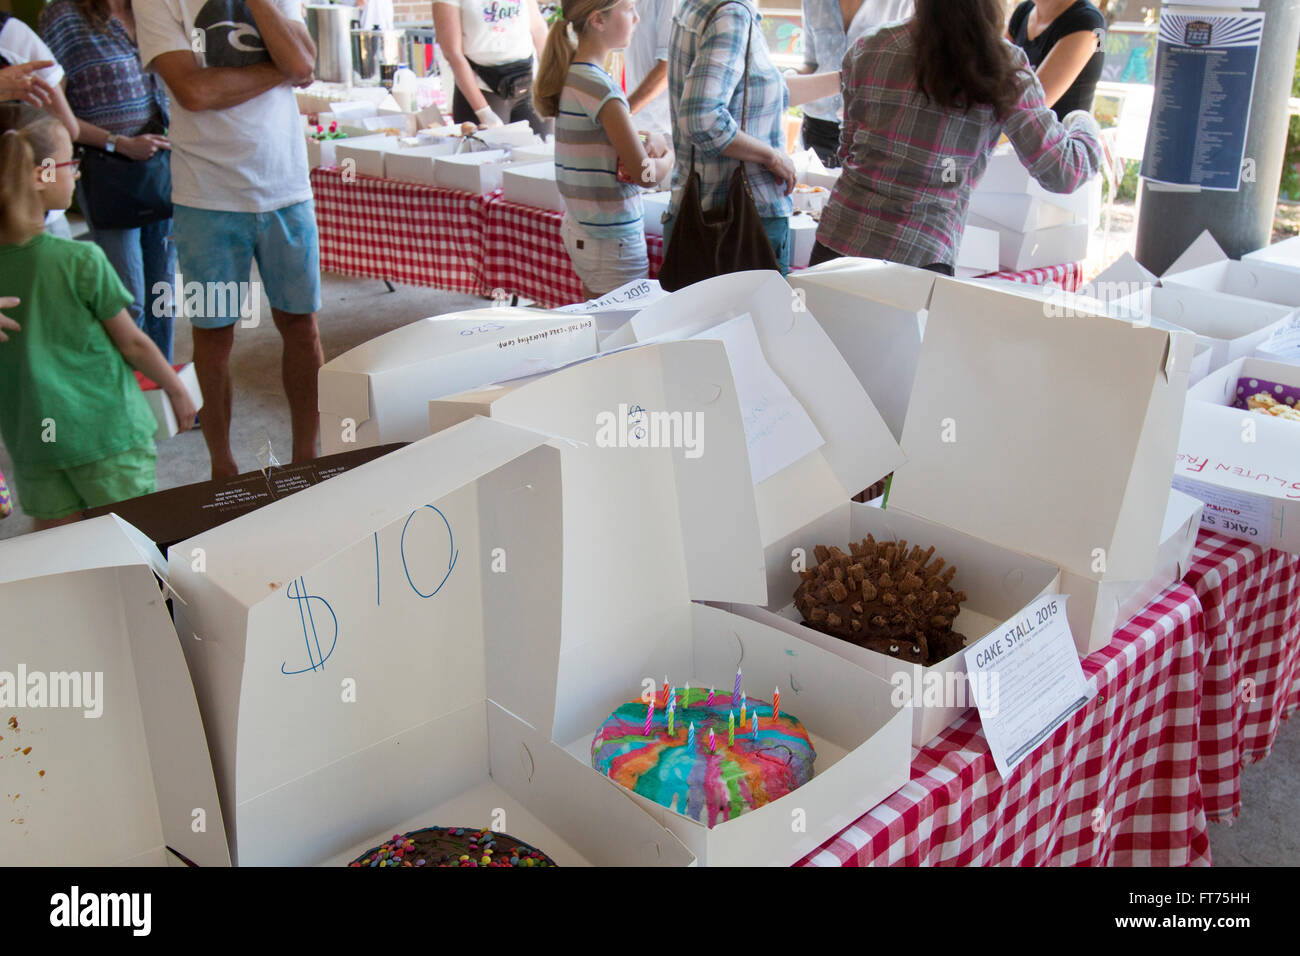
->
[707,687,714,706]
[684,682,690,707]
[740,692,747,725]
[773,687,780,721]
[728,710,735,746]
[734,669,742,703]
[662,677,669,708]
[688,722,696,750]
[708,728,716,753]
[645,700,654,736]
[752,713,758,739]
[668,697,675,737]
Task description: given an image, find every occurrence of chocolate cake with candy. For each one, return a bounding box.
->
[348,826,556,867]
[794,536,968,666]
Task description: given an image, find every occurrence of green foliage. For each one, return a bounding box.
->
[1102,159,1141,204]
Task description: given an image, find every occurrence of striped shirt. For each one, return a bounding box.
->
[555,62,644,239]
[39,1,168,136]
[667,0,791,220]
[816,22,1102,268]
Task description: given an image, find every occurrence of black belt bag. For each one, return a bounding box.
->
[469,57,534,100]
[77,143,173,231]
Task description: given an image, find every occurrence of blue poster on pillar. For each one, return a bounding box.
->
[1140,11,1265,191]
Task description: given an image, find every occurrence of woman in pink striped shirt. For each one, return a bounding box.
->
[812,0,1103,274]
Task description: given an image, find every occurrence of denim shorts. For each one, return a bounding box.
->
[560,215,649,296]
[172,200,322,328]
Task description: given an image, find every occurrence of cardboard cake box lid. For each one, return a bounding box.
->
[597,270,903,546]
[1243,234,1300,274]
[318,308,598,454]
[428,340,768,609]
[1162,231,1300,310]
[168,417,601,865]
[0,516,229,866]
[889,277,1196,582]
[83,443,404,556]
[787,258,941,441]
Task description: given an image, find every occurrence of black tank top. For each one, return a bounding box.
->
[1008,1,1106,121]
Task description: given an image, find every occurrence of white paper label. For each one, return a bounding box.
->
[691,313,825,485]
[1256,325,1300,363]
[555,278,666,314]
[963,594,1092,779]
[1172,476,1274,547]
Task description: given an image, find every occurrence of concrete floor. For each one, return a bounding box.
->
[0,240,1295,865]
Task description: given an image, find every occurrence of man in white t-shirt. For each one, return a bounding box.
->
[624,0,676,134]
[135,0,324,479]
[432,0,552,135]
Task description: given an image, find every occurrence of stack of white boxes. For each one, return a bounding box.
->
[967,143,1100,271]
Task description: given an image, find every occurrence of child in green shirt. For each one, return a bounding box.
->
[0,106,197,530]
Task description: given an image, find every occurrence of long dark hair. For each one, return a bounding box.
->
[912,0,1025,118]
[74,0,115,32]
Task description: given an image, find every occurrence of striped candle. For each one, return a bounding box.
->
[668,696,675,736]
[728,710,735,746]
[644,700,654,736]
[734,669,742,703]
[740,692,746,726]
[708,728,716,753]
[707,687,714,706]
[752,713,758,739]
[688,722,696,750]
[662,677,669,708]
[684,682,690,707]
[773,687,780,721]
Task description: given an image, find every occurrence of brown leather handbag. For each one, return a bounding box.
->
[658,1,780,292]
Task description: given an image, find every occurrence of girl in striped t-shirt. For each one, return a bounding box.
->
[535,0,674,298]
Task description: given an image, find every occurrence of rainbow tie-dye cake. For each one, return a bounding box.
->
[590,687,816,827]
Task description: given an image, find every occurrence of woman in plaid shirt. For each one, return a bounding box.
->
[665,0,839,274]
[813,0,1103,273]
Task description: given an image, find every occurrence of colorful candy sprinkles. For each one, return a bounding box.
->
[348,826,557,867]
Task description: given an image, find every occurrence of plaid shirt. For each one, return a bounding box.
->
[667,0,792,220]
[817,23,1102,267]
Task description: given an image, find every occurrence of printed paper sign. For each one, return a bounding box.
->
[1141,11,1265,191]
[964,594,1092,779]
[1256,324,1300,364]
[691,314,825,484]
[1172,476,1274,547]
[555,278,666,314]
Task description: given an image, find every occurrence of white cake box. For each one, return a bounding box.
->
[788,258,941,440]
[1174,356,1300,554]
[434,149,513,193]
[956,223,1000,277]
[1095,251,1296,383]
[1057,488,1204,654]
[334,133,401,179]
[728,499,1061,747]
[510,142,555,165]
[792,184,830,215]
[1243,234,1300,275]
[975,145,1100,215]
[802,167,841,191]
[306,136,342,169]
[383,141,461,184]
[427,340,912,865]
[1163,243,1300,314]
[318,308,599,455]
[138,361,202,441]
[0,516,229,866]
[501,161,563,212]
[965,215,1090,271]
[597,270,903,544]
[968,191,1077,233]
[789,212,818,269]
[890,278,1196,655]
[643,190,671,236]
[320,100,379,123]
[169,416,697,866]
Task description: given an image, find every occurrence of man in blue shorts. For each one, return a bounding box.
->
[136,0,323,478]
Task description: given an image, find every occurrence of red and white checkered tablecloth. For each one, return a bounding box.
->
[1185,530,1300,822]
[311,167,491,295]
[798,583,1209,866]
[982,261,1083,291]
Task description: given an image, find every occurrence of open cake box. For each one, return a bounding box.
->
[318,308,598,455]
[768,270,1201,658]
[1175,355,1300,554]
[589,271,1068,746]
[0,516,229,866]
[168,415,694,866]
[427,338,912,866]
